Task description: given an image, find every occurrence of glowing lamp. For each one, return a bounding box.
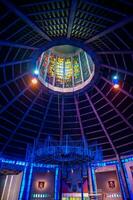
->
[113,75,118,80]
[113,84,119,89]
[112,76,119,84]
[112,75,120,89]
[34,69,39,75]
[32,78,38,84]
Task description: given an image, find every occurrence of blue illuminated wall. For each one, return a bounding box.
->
[18,164,59,200]
[0,156,133,200]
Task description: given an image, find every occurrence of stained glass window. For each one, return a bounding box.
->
[37,45,95,93]
[64,57,73,87]
[73,55,81,85]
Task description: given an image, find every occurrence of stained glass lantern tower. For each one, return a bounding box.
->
[37,45,95,93]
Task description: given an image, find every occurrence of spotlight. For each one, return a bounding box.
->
[112,75,120,89]
[32,78,38,84]
[113,75,118,80]
[34,69,39,75]
[112,75,119,84]
[113,84,119,89]
[71,169,74,173]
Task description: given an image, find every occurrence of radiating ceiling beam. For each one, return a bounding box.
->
[95,85,133,131]
[97,50,133,54]
[1,90,41,153]
[101,64,133,76]
[60,96,64,143]
[36,94,53,144]
[76,17,106,28]
[0,59,31,67]
[74,95,87,147]
[85,16,133,43]
[67,0,77,38]
[1,0,51,41]
[20,0,63,8]
[27,8,66,16]
[82,0,126,17]
[0,72,29,89]
[0,86,30,114]
[85,92,118,157]
[0,40,38,50]
[77,9,114,23]
[102,76,133,100]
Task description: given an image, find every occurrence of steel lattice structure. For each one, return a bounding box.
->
[33,136,103,164]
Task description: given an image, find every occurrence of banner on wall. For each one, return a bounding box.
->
[96,169,122,200]
[30,171,55,200]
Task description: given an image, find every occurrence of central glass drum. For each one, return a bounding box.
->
[37,45,95,93]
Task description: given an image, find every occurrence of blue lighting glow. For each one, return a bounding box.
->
[116,164,127,200]
[0,156,133,199]
[113,75,118,80]
[91,167,97,193]
[112,75,119,86]
[55,167,59,200]
[34,69,39,75]
[0,157,133,167]
[26,164,33,200]
[18,166,27,200]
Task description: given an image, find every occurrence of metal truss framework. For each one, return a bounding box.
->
[85,92,118,158]
[0,0,51,41]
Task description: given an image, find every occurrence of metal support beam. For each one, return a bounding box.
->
[44,51,51,82]
[0,59,32,67]
[0,40,38,50]
[90,166,97,198]
[67,0,77,38]
[36,94,53,144]
[101,64,133,76]
[74,95,87,146]
[79,53,84,82]
[82,0,126,17]
[85,52,91,76]
[0,72,29,89]
[116,163,130,200]
[60,96,64,143]
[71,56,74,89]
[0,0,51,41]
[81,165,84,200]
[102,76,133,100]
[85,92,118,157]
[52,56,57,86]
[20,0,63,8]
[95,85,133,131]
[97,50,133,54]
[1,90,41,153]
[27,8,66,16]
[0,85,30,114]
[77,9,114,23]
[85,16,133,43]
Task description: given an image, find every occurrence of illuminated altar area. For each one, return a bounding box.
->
[0,156,133,200]
[0,136,133,200]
